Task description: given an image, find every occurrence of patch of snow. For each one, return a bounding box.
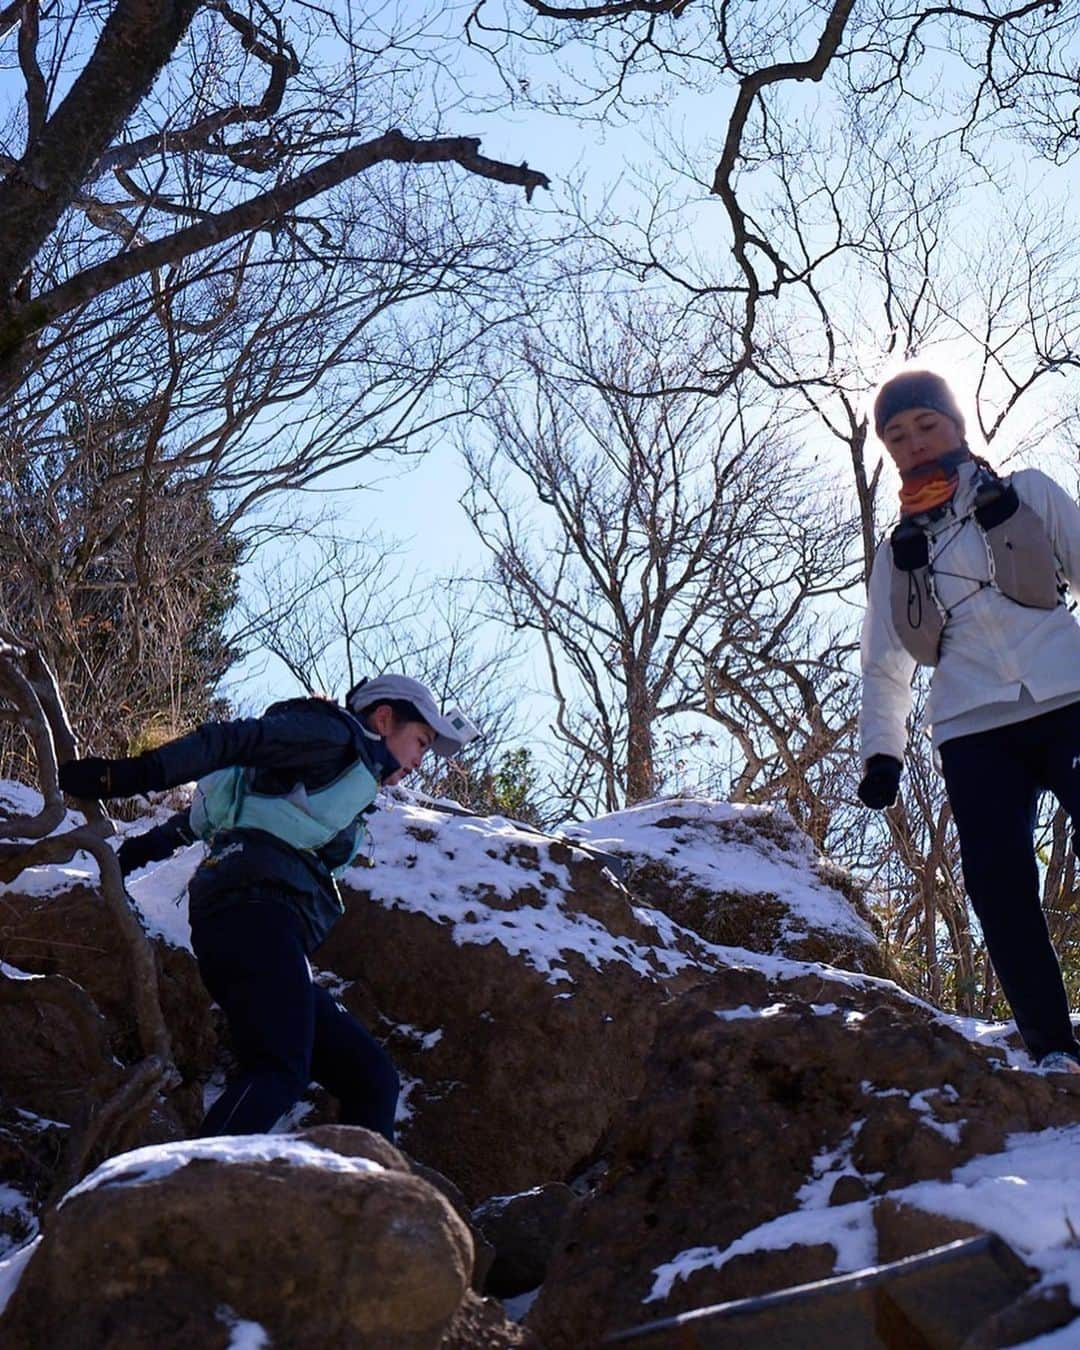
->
[387,1021,444,1051]
[218,1306,271,1349]
[202,1070,227,1116]
[645,1201,878,1303]
[0,1236,39,1316]
[313,969,351,997]
[0,858,99,899]
[344,800,701,986]
[478,1186,547,1218]
[898,1125,1080,1307]
[908,1089,965,1144]
[0,1185,33,1216]
[715,1003,788,1021]
[269,1098,316,1134]
[125,844,203,950]
[0,781,104,893]
[646,1125,1080,1319]
[13,1107,68,1132]
[567,798,877,948]
[0,1185,36,1259]
[61,1136,385,1206]
[0,781,86,835]
[796,1120,867,1210]
[502,1286,540,1321]
[0,962,42,981]
[395,1071,424,1127]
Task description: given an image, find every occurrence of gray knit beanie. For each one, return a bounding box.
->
[874,370,966,438]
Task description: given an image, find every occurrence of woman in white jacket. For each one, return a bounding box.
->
[858,368,1080,1073]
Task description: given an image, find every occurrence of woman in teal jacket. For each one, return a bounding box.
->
[59,674,476,1139]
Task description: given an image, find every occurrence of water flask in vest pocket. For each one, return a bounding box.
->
[890,518,929,572]
[973,477,1020,529]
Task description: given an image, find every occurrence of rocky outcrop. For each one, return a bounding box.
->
[567,800,894,978]
[2,1127,474,1350]
[320,811,714,1202]
[3,785,1080,1348]
[472,1183,577,1297]
[528,968,1080,1347]
[0,883,215,1134]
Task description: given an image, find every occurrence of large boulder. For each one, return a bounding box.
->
[0,1126,474,1349]
[528,966,1080,1348]
[566,799,894,977]
[0,877,216,1132]
[0,962,119,1127]
[319,797,900,1202]
[319,803,717,1201]
[472,1183,577,1296]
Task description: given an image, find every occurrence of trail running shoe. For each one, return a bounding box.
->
[1038,1052,1080,1075]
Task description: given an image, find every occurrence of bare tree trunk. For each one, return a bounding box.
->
[624,668,657,804]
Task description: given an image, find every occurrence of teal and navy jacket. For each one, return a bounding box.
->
[130,697,393,951]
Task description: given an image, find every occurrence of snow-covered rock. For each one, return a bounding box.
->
[528,969,1080,1346]
[2,1127,473,1350]
[3,779,1080,1347]
[567,799,891,976]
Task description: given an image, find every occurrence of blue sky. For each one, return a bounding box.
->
[3,6,1078,794]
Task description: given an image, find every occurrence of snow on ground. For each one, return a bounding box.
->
[341,792,702,985]
[124,842,204,948]
[0,781,99,896]
[0,780,205,935]
[502,1287,541,1321]
[645,1123,1080,1336]
[0,961,42,981]
[218,1306,271,1348]
[0,1237,39,1317]
[567,798,878,948]
[0,1185,36,1260]
[0,781,84,834]
[0,780,1042,1058]
[1,776,1070,1330]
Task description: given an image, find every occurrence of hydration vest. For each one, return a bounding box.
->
[189,756,378,878]
[889,474,1062,667]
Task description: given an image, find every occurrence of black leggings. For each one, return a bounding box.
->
[191,899,399,1139]
[940,699,1080,1062]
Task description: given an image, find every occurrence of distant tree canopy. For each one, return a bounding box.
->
[1,1,1078,1019]
[0,2,551,772]
[0,3,548,401]
[0,396,241,770]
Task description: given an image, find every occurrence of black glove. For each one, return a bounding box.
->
[857,754,902,810]
[59,753,160,800]
[116,831,163,877]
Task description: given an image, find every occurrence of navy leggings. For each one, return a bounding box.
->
[190,900,399,1139]
[940,699,1080,1063]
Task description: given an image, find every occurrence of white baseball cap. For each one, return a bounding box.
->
[346,674,479,758]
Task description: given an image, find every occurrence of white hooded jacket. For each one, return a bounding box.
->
[859,461,1080,765]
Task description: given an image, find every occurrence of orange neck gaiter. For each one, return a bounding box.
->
[898,449,971,517]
